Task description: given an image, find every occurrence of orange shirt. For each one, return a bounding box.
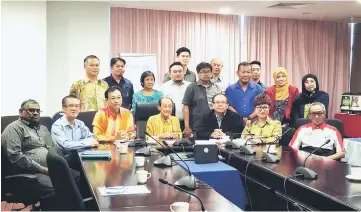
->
[92,107,135,142]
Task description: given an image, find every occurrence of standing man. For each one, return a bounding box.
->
[182,62,222,138]
[225,62,264,125]
[210,58,229,92]
[103,57,134,110]
[163,47,196,83]
[160,62,191,129]
[250,61,267,90]
[70,55,109,112]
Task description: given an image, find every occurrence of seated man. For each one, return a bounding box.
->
[51,95,99,168]
[146,97,182,139]
[1,99,80,210]
[241,94,282,143]
[197,94,242,139]
[289,102,345,160]
[92,86,136,142]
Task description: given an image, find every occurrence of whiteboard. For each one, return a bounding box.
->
[119,53,158,92]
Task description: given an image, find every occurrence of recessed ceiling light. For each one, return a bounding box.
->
[219,8,231,14]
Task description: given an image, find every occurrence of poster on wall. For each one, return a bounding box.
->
[119,53,158,92]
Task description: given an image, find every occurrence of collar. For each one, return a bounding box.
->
[59,115,80,128]
[235,81,255,89]
[214,111,227,119]
[253,117,272,125]
[185,68,191,75]
[110,75,125,83]
[83,76,101,84]
[171,80,185,85]
[19,118,40,129]
[105,107,123,118]
[158,114,171,124]
[311,122,327,130]
[211,76,222,83]
[196,80,212,86]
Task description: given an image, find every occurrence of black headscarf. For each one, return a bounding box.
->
[301,74,322,101]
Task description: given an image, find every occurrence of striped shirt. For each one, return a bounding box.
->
[289,122,344,152]
[1,119,54,173]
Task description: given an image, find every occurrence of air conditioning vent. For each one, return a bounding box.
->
[268,3,314,9]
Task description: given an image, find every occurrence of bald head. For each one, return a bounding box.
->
[210,58,223,77]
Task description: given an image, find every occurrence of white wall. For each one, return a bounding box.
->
[47,2,111,116]
[1,1,47,116]
[1,1,111,116]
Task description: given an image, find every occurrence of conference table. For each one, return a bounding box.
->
[220,145,361,211]
[78,144,241,211]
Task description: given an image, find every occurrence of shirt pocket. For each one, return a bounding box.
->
[122,85,131,98]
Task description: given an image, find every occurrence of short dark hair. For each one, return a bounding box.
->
[169,62,183,71]
[140,71,155,88]
[83,55,99,65]
[253,94,272,107]
[62,95,80,106]
[20,99,39,109]
[158,96,174,106]
[212,93,228,103]
[176,47,191,56]
[196,62,212,73]
[237,62,251,70]
[250,61,261,67]
[110,57,126,67]
[104,86,122,99]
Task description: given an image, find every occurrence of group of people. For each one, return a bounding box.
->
[1,47,345,210]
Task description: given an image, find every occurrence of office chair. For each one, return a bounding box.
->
[294,118,344,138]
[279,127,295,146]
[135,102,175,139]
[47,147,90,211]
[52,111,64,123]
[76,111,97,132]
[1,116,54,133]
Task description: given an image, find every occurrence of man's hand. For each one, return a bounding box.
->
[183,127,192,138]
[210,132,222,139]
[39,167,48,175]
[89,139,99,147]
[243,117,251,125]
[115,131,129,140]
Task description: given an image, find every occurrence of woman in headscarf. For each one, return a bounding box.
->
[265,67,299,125]
[290,74,329,127]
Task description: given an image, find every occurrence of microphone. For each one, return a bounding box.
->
[159,178,205,211]
[294,139,331,180]
[262,128,294,163]
[162,140,196,190]
[144,132,173,167]
[239,138,256,155]
[171,131,193,146]
[225,133,254,149]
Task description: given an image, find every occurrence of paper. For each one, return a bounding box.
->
[98,185,151,196]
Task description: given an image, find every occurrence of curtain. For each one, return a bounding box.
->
[111,7,240,84]
[245,16,351,117]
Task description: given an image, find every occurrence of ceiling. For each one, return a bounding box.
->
[109,0,361,21]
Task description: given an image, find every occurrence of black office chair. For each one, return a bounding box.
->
[52,111,64,124]
[47,147,87,211]
[135,103,176,139]
[294,118,345,138]
[77,111,97,132]
[279,127,295,146]
[1,116,53,133]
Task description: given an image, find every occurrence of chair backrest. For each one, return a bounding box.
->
[279,127,295,146]
[294,118,344,138]
[76,111,97,133]
[1,116,53,133]
[135,103,160,139]
[52,111,64,124]
[47,147,85,211]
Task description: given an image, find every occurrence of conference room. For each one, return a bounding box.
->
[1,0,361,211]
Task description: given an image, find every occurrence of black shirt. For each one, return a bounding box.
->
[103,75,134,110]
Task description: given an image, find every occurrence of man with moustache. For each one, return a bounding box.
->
[210,58,229,92]
[225,62,264,125]
[1,99,81,210]
[163,47,196,83]
[70,55,109,112]
[160,62,191,129]
[250,61,267,90]
[103,57,134,110]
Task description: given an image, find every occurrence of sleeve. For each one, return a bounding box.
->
[145,117,155,136]
[266,121,282,143]
[225,87,234,108]
[126,112,135,132]
[2,126,43,172]
[241,123,252,140]
[92,111,114,141]
[69,82,79,97]
[129,84,134,110]
[319,93,330,117]
[51,123,94,150]
[172,117,183,139]
[182,85,193,106]
[257,85,265,95]
[332,128,345,153]
[289,127,303,149]
[196,115,212,139]
[131,93,138,112]
[163,73,171,83]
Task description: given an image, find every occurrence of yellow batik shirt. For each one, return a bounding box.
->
[146,114,182,139]
[70,78,109,112]
[241,118,282,143]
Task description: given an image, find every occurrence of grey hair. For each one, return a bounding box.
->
[308,102,326,113]
[20,99,39,109]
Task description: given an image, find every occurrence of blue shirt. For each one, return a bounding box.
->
[103,75,134,110]
[51,115,95,152]
[131,90,163,112]
[225,81,264,117]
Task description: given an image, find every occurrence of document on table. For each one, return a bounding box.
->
[98,185,151,196]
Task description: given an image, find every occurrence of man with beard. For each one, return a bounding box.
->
[225,62,264,125]
[163,47,196,83]
[103,57,134,110]
[250,61,267,90]
[1,99,80,210]
[51,95,99,168]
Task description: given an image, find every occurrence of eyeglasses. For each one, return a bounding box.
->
[255,106,269,111]
[65,104,80,109]
[199,70,211,74]
[25,109,41,114]
[309,112,324,117]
